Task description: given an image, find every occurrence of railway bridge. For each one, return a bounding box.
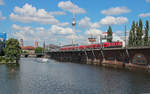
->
[46,47,150,71]
[21,53,44,58]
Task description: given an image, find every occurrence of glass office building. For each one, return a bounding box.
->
[0,32,7,53]
[0,32,7,42]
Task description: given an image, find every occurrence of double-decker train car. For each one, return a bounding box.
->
[59,42,122,51]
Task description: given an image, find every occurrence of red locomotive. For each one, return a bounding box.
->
[60,42,122,51]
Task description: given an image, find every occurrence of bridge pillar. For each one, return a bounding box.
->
[86,59,92,64]
[148,66,150,72]
[93,59,101,65]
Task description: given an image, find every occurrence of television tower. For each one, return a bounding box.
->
[72,14,76,45]
[20,39,24,47]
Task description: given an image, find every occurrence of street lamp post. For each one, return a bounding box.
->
[125,25,127,48]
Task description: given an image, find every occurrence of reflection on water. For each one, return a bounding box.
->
[0,58,150,94]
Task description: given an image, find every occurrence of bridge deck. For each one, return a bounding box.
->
[46,47,150,53]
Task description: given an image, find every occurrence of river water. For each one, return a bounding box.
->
[0,58,150,94]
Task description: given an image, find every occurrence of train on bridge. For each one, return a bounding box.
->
[60,42,122,51]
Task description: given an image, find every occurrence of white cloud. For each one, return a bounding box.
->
[115,30,124,36]
[35,27,45,31]
[57,22,70,27]
[79,16,128,29]
[50,25,73,35]
[11,24,74,46]
[146,0,150,3]
[12,24,73,35]
[49,11,66,15]
[0,0,4,5]
[79,17,91,29]
[58,1,86,14]
[12,25,46,42]
[12,24,44,32]
[101,7,131,15]
[139,13,150,17]
[13,30,51,45]
[113,33,125,46]
[10,3,68,26]
[0,11,6,20]
[79,16,100,29]
[91,23,100,29]
[100,16,128,25]
[85,28,103,36]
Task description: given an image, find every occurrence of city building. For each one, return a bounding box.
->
[35,41,38,48]
[21,46,35,54]
[43,41,45,49]
[100,32,110,43]
[20,40,39,54]
[0,32,7,42]
[0,32,7,53]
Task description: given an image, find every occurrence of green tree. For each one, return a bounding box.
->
[128,30,133,47]
[129,21,136,47]
[4,38,22,60]
[144,20,149,46]
[137,19,143,46]
[23,50,28,53]
[135,21,139,46]
[139,19,143,40]
[0,40,4,56]
[34,47,44,53]
[107,26,113,42]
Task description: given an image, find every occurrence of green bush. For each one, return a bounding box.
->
[35,47,44,53]
[23,50,28,53]
[0,56,2,62]
[5,57,10,63]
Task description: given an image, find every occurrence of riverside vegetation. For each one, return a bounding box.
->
[128,19,150,47]
[0,38,22,64]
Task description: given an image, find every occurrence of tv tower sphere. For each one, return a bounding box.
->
[72,17,76,26]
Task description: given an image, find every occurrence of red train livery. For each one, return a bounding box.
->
[60,42,122,51]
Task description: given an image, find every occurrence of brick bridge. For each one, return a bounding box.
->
[21,53,44,58]
[46,47,150,71]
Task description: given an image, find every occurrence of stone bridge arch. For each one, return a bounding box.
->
[132,53,148,65]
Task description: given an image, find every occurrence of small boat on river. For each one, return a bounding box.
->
[41,58,49,62]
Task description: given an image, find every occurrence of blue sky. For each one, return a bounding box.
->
[0,0,150,46]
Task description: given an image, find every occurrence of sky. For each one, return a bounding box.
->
[0,0,150,46]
